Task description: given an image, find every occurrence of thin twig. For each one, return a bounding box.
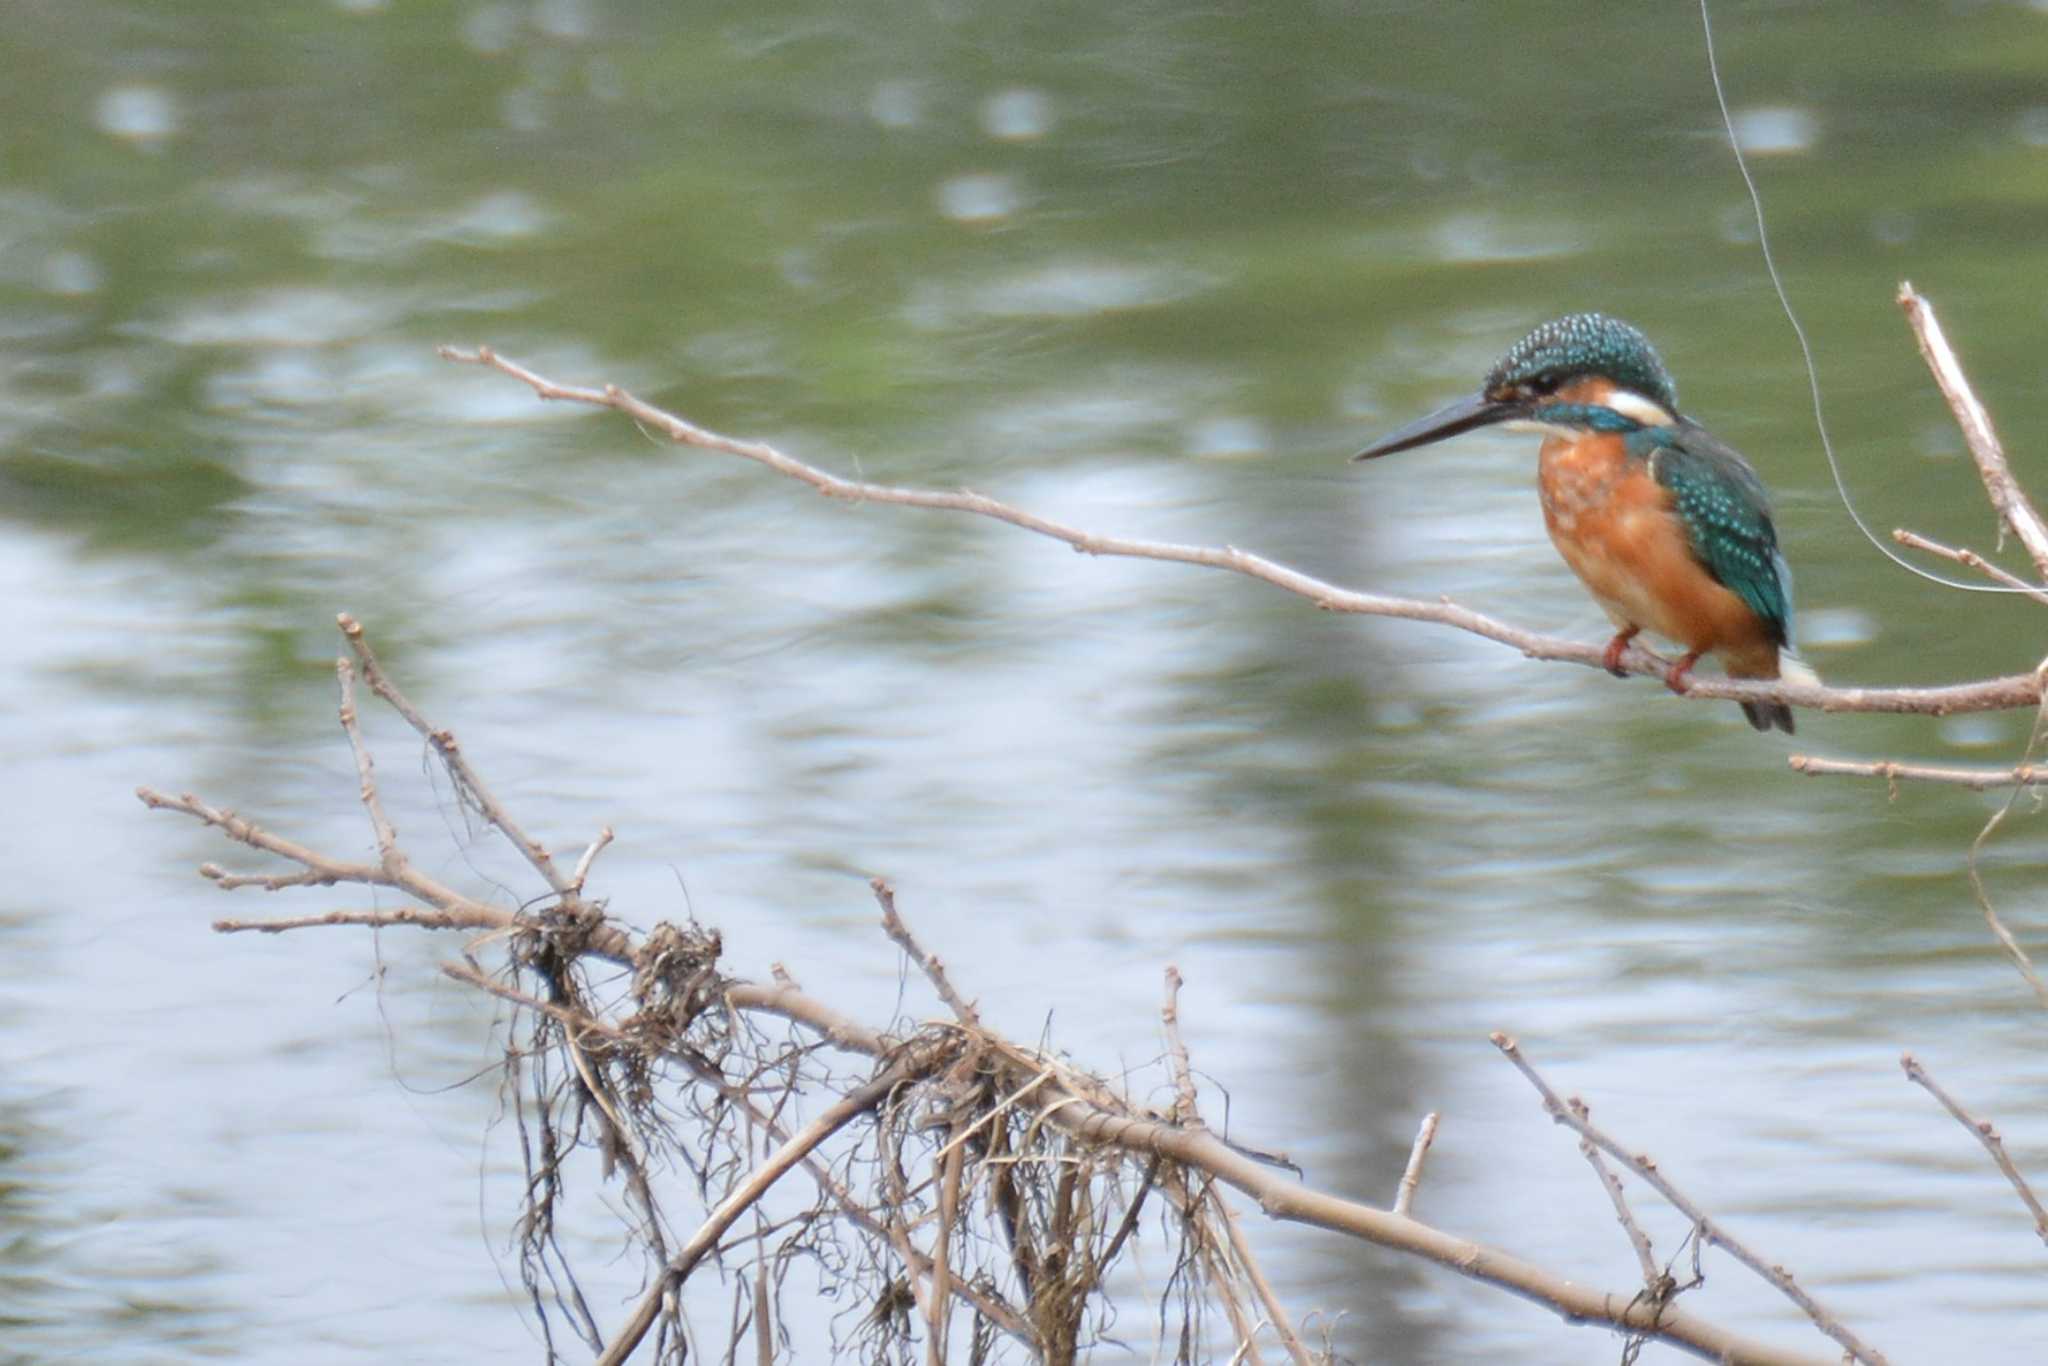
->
[1163,971,1311,1365]
[438,345,2046,721]
[1898,283,2048,580]
[1568,1098,1665,1293]
[214,904,499,935]
[1162,966,1199,1126]
[1900,1054,2048,1248]
[1212,1190,1314,1366]
[1493,1033,1887,1366]
[1183,1174,1264,1366]
[334,657,403,870]
[1788,754,2048,790]
[1094,1154,1161,1278]
[1393,1113,1440,1218]
[877,1094,941,1356]
[1893,529,2048,607]
[197,861,344,891]
[338,611,577,898]
[927,1114,967,1366]
[874,877,979,1026]
[571,827,614,895]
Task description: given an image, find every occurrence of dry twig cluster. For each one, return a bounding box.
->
[145,616,1868,1365]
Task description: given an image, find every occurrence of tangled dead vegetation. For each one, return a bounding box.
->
[138,615,1880,1365]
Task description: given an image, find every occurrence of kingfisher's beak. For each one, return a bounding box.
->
[1352,391,1525,460]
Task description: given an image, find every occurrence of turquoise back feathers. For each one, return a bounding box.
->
[1634,425,1793,647]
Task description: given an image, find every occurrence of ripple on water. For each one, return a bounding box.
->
[961,259,1214,318]
[130,287,404,349]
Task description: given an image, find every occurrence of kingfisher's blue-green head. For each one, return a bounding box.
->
[1354,313,1681,461]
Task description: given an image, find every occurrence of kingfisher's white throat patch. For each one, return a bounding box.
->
[1600,388,1676,427]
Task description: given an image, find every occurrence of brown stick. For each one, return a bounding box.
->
[1788,754,2048,790]
[875,877,979,1026]
[340,612,578,898]
[926,1124,965,1366]
[1900,1054,2048,1248]
[1893,529,2048,607]
[437,345,2044,722]
[1392,1112,1440,1217]
[1569,1098,1665,1293]
[1493,1034,1886,1365]
[1212,1191,1314,1366]
[1898,283,2048,580]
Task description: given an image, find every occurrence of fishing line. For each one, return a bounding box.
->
[1699,0,2041,593]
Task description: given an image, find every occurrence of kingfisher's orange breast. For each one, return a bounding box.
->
[1537,431,1779,677]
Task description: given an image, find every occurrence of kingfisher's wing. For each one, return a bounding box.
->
[1639,423,1792,648]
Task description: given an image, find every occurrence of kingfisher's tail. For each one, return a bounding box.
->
[1738,654,1817,734]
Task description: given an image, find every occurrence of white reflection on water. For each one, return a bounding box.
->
[934,171,1023,223]
[980,87,1056,143]
[1731,105,1820,156]
[94,84,179,147]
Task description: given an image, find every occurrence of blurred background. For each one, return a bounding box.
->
[7,0,2048,1361]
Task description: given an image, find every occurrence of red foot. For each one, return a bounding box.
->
[1602,627,1641,678]
[1663,650,1704,696]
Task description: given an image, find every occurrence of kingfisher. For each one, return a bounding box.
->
[1354,312,1804,732]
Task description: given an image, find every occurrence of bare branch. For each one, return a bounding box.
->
[216,905,499,935]
[874,877,979,1026]
[1900,1054,2048,1248]
[1492,1033,1887,1366]
[437,345,2044,722]
[926,1116,966,1366]
[570,827,614,895]
[1212,1192,1314,1366]
[335,656,403,870]
[1393,1112,1439,1218]
[1898,283,2048,580]
[1893,529,2048,607]
[1568,1098,1665,1294]
[1789,754,2048,790]
[338,612,578,899]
